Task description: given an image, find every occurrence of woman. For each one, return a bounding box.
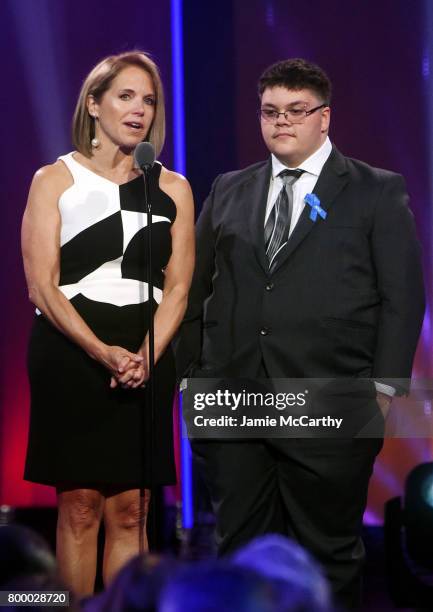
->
[21,51,194,596]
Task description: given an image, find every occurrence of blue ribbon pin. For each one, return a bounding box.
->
[304,193,327,222]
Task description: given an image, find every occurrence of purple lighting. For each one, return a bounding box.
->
[373,461,403,496]
[422,55,430,78]
[8,0,69,162]
[266,2,275,28]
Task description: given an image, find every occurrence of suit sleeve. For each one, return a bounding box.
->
[173,176,220,379]
[370,174,425,393]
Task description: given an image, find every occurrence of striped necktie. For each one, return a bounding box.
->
[265,169,304,267]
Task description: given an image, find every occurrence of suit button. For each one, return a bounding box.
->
[260,327,270,336]
[265,282,274,291]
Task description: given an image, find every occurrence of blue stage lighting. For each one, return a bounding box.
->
[171,0,193,530]
[421,473,433,508]
[405,462,433,567]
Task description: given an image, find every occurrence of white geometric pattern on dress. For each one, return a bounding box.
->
[36,153,171,314]
[59,256,163,306]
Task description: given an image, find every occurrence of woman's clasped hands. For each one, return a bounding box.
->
[100,345,149,390]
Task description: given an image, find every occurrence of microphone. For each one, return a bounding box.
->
[134,141,156,554]
[134,142,155,171]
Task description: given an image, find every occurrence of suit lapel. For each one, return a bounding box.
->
[270,146,349,274]
[244,159,272,274]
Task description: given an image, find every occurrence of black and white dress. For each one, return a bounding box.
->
[24,152,177,487]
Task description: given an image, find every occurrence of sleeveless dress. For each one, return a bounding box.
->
[24,153,177,487]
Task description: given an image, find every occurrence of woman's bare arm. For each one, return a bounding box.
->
[21,162,142,381]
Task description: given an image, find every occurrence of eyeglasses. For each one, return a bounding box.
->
[259,103,328,124]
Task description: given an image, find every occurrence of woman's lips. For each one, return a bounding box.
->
[124,122,143,130]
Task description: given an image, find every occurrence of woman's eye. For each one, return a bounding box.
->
[120,93,131,100]
[144,97,155,106]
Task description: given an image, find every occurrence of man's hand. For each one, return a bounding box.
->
[376,392,392,420]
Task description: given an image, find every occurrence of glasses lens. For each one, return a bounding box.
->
[260,109,277,122]
[287,107,306,122]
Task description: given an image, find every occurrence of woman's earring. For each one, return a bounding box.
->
[91,115,100,148]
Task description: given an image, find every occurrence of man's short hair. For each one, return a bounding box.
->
[258,58,332,105]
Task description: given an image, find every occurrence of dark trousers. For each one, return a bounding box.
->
[191,360,383,609]
[192,436,382,609]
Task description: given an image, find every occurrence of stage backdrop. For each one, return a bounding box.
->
[1,0,433,523]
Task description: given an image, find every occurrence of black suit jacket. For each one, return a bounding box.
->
[176,147,425,391]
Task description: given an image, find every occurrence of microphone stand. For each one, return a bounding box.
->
[139,163,156,555]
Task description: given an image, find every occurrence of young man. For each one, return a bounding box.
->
[177,59,425,607]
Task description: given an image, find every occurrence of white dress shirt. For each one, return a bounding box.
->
[265,136,332,236]
[264,136,395,399]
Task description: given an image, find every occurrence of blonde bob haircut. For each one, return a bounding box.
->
[72,50,165,158]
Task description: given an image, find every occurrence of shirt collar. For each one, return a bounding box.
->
[271,136,332,179]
